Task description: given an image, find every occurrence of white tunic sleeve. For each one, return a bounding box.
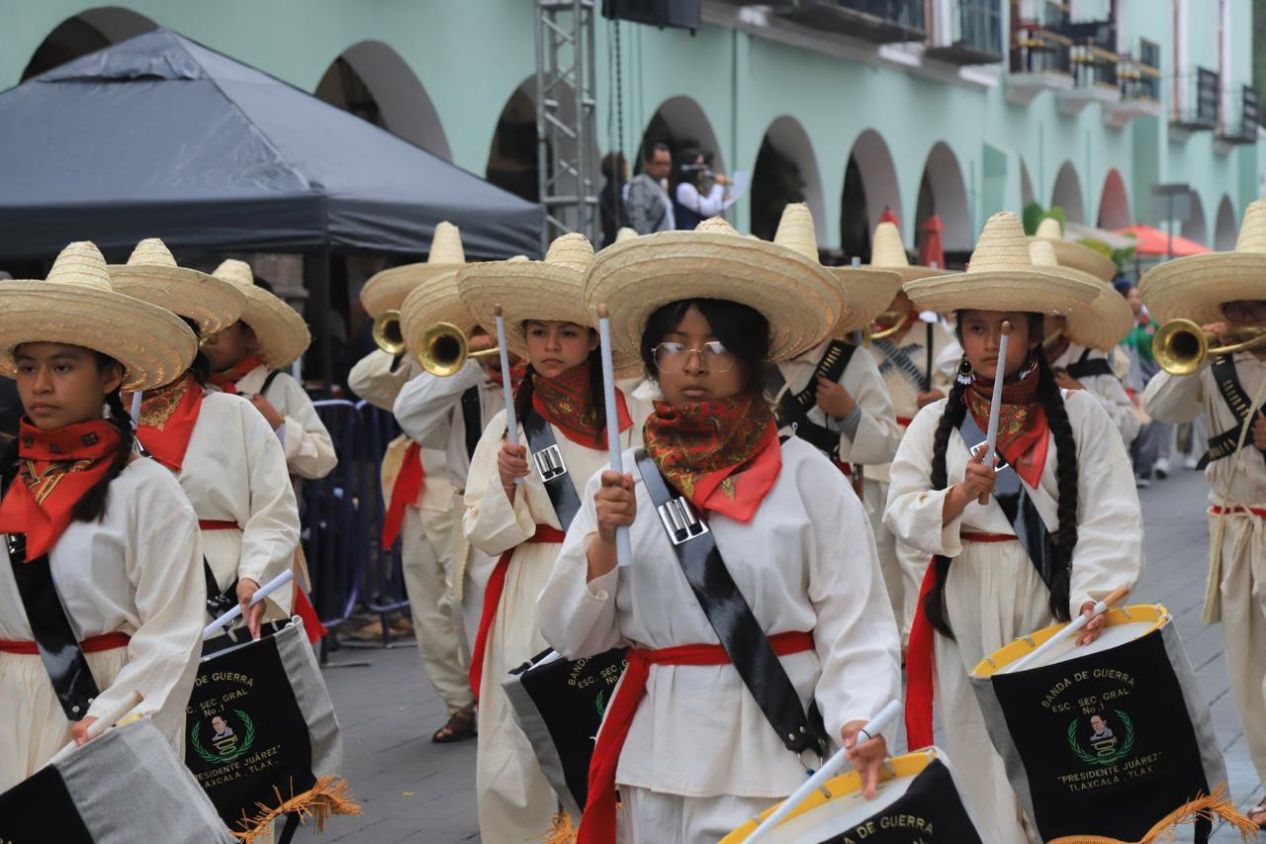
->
[347,349,412,412]
[237,401,302,587]
[463,409,536,555]
[674,182,726,216]
[1081,373,1140,445]
[836,350,902,466]
[394,362,483,450]
[883,399,968,558]
[261,372,337,480]
[1143,369,1206,424]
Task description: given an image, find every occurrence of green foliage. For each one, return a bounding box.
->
[1022,201,1046,235]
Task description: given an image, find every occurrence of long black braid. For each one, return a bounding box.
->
[924,315,1079,638]
[70,385,134,524]
[513,343,608,435]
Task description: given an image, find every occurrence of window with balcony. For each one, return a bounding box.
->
[1173,67,1220,131]
[926,0,1004,65]
[776,0,926,43]
[1217,85,1259,144]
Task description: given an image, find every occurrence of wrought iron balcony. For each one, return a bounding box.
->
[771,0,926,44]
[925,0,1004,65]
[1106,54,1162,128]
[1216,85,1260,145]
[1171,68,1220,132]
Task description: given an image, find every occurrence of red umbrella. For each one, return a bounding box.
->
[1114,224,1211,258]
[920,213,945,269]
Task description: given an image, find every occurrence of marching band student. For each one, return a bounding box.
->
[540,216,901,844]
[886,213,1144,842]
[0,242,205,791]
[109,239,300,638]
[458,233,650,842]
[767,204,906,640]
[1141,200,1266,826]
[348,223,479,744]
[201,260,336,482]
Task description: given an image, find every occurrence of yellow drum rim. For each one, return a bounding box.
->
[719,749,937,843]
[971,603,1170,679]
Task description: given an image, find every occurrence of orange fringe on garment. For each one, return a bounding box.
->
[543,810,578,844]
[1049,782,1258,843]
[232,776,362,842]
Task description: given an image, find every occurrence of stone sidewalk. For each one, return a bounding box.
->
[297,465,1259,843]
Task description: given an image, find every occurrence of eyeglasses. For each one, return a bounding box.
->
[651,341,736,373]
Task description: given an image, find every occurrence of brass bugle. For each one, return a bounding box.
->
[1153,318,1266,376]
[867,309,907,342]
[418,321,500,377]
[372,309,406,355]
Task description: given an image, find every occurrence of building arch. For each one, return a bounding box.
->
[749,116,825,242]
[1019,158,1036,208]
[914,141,972,258]
[639,95,726,173]
[1097,169,1131,229]
[1214,195,1238,250]
[1051,161,1085,224]
[484,77,540,203]
[841,129,902,261]
[1182,191,1208,246]
[21,6,156,80]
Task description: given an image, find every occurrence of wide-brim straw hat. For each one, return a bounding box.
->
[773,204,901,337]
[362,222,467,318]
[400,268,480,359]
[904,212,1100,316]
[0,241,197,391]
[1031,217,1117,282]
[109,238,246,336]
[584,213,841,365]
[212,260,311,368]
[458,233,607,360]
[864,221,954,283]
[1029,241,1133,351]
[1141,199,1266,325]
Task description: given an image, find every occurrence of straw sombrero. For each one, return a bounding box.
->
[361,222,466,319]
[773,204,901,337]
[109,238,247,336]
[865,221,953,283]
[584,214,841,365]
[211,260,311,368]
[0,241,196,391]
[399,268,480,359]
[458,233,597,359]
[904,212,1100,316]
[1030,241,1133,351]
[1032,217,1117,282]
[615,227,638,244]
[1141,199,1266,325]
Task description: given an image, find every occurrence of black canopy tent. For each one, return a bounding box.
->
[0,28,544,386]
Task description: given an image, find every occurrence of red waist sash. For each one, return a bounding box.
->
[578,630,815,843]
[0,631,130,655]
[1210,505,1266,517]
[468,524,568,699]
[198,520,240,531]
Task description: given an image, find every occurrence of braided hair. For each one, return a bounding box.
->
[924,314,1079,638]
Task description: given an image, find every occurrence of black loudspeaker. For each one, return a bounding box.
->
[602,0,701,32]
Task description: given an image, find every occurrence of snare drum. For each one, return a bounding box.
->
[970,603,1241,844]
[721,748,985,843]
[0,719,234,843]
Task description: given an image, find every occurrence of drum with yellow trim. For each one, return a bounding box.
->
[721,747,986,843]
[970,603,1251,844]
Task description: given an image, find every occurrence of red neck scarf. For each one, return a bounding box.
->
[136,374,204,473]
[209,354,265,395]
[964,360,1049,487]
[0,419,122,559]
[642,394,781,523]
[528,363,631,449]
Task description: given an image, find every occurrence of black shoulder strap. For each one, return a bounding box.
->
[202,560,238,619]
[521,406,583,532]
[257,369,283,397]
[1200,354,1266,469]
[633,449,829,759]
[2,465,102,721]
[1064,348,1114,380]
[461,387,482,461]
[775,340,857,460]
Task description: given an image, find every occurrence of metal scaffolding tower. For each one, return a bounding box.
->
[535,0,599,251]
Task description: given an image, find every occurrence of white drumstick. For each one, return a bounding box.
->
[202,569,293,639]
[494,305,524,484]
[596,306,632,567]
[1008,585,1130,673]
[978,321,1011,505]
[49,690,144,763]
[747,699,902,843]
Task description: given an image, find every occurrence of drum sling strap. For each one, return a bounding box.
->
[774,340,856,461]
[1063,348,1114,380]
[957,412,1058,590]
[2,463,101,721]
[1198,353,1266,470]
[461,387,483,460]
[521,406,583,530]
[634,449,830,761]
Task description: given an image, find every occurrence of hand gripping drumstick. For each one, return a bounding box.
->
[746,699,903,843]
[494,305,524,485]
[597,305,632,567]
[202,569,293,640]
[49,690,144,762]
[979,320,1012,505]
[1008,585,1131,673]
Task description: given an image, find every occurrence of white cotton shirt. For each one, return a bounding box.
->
[674,182,727,218]
[234,364,337,480]
[538,437,902,799]
[1052,342,1140,446]
[394,360,506,491]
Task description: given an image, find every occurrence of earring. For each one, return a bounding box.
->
[956,357,974,386]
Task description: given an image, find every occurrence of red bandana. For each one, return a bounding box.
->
[0,419,122,559]
[964,361,1050,487]
[209,354,266,395]
[136,374,205,473]
[528,363,631,449]
[642,394,781,523]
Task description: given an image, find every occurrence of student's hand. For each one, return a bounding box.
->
[594,471,636,544]
[71,717,99,747]
[842,721,888,799]
[958,447,997,502]
[816,377,857,420]
[498,441,530,495]
[1076,601,1106,646]
[236,578,266,640]
[1054,369,1085,391]
[249,394,284,429]
[1254,412,1266,451]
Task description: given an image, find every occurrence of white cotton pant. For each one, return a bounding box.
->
[934,540,1050,844]
[617,785,773,844]
[400,504,474,715]
[1214,510,1266,783]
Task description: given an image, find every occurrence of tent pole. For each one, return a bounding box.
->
[305,247,334,396]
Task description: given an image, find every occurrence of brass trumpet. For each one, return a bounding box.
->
[418,321,500,377]
[372,309,406,355]
[1153,318,1266,376]
[867,309,908,342]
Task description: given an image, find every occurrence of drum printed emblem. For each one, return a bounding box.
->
[1066,709,1135,766]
